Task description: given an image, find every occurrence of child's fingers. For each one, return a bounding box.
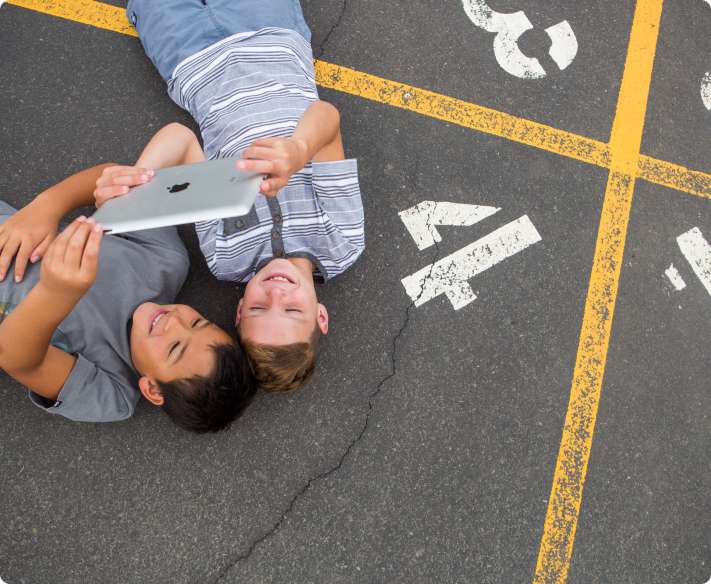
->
[242,146,275,161]
[260,179,278,196]
[103,174,151,187]
[50,217,86,262]
[251,137,279,148]
[30,234,53,263]
[236,159,275,175]
[94,186,131,208]
[13,240,33,283]
[102,165,152,178]
[64,222,93,268]
[95,168,153,191]
[80,223,103,274]
[0,237,20,281]
[97,169,152,186]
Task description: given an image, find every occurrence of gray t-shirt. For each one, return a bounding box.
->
[0,202,189,422]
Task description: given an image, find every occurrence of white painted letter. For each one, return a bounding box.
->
[677,227,711,296]
[665,263,686,291]
[399,201,500,251]
[401,215,542,310]
[701,72,711,111]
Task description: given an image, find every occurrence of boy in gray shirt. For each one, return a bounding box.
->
[0,157,256,432]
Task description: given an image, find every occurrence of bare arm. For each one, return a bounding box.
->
[238,100,344,197]
[135,122,206,168]
[0,218,103,399]
[0,163,115,282]
[93,123,206,208]
[293,100,343,162]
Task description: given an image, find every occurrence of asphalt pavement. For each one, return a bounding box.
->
[0,1,710,583]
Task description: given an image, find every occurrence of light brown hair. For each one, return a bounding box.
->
[241,327,321,393]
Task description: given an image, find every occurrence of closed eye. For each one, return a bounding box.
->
[168,341,180,358]
[192,318,207,328]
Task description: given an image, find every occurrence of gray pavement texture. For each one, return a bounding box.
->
[0,1,710,583]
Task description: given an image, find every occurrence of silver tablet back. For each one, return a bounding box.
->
[92,158,262,234]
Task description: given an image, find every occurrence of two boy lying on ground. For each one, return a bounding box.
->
[0,0,364,432]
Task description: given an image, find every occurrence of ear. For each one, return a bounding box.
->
[235,298,244,326]
[139,376,164,406]
[316,303,329,335]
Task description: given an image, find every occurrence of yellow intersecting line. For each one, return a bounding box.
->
[0,0,703,580]
[5,0,711,200]
[532,1,664,583]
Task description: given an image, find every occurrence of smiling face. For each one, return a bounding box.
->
[130,303,233,394]
[236,258,328,345]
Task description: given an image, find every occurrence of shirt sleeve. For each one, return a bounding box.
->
[27,354,139,423]
[311,159,365,249]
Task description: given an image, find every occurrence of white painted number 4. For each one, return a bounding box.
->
[399,201,542,310]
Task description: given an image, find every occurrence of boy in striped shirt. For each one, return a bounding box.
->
[98,0,365,391]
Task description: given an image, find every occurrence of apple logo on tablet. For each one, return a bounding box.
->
[168,183,190,194]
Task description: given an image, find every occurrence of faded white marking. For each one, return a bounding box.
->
[701,72,711,111]
[461,0,578,79]
[665,263,686,291]
[399,201,500,251]
[677,227,711,296]
[546,21,578,71]
[401,215,542,310]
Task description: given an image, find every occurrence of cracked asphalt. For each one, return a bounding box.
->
[1,1,711,583]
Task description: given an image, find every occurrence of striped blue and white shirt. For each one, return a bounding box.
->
[167,28,364,282]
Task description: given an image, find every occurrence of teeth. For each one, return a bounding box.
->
[151,312,165,331]
[268,276,290,282]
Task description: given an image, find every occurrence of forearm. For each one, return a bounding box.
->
[34,163,116,219]
[135,123,206,169]
[293,100,341,162]
[0,284,77,373]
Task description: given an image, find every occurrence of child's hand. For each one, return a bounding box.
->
[39,217,103,300]
[94,165,154,208]
[237,137,309,198]
[0,199,62,283]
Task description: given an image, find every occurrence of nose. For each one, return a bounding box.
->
[266,287,287,303]
[164,310,189,332]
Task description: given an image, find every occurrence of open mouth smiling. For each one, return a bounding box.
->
[149,310,168,333]
[264,273,294,284]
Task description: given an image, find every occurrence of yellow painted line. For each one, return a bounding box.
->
[638,155,711,199]
[1,0,707,577]
[315,61,612,169]
[6,0,137,36]
[532,1,664,583]
[5,0,711,201]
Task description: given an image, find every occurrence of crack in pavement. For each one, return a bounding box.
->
[207,161,443,584]
[314,0,348,61]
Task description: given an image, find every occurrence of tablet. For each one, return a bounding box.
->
[91,158,262,234]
